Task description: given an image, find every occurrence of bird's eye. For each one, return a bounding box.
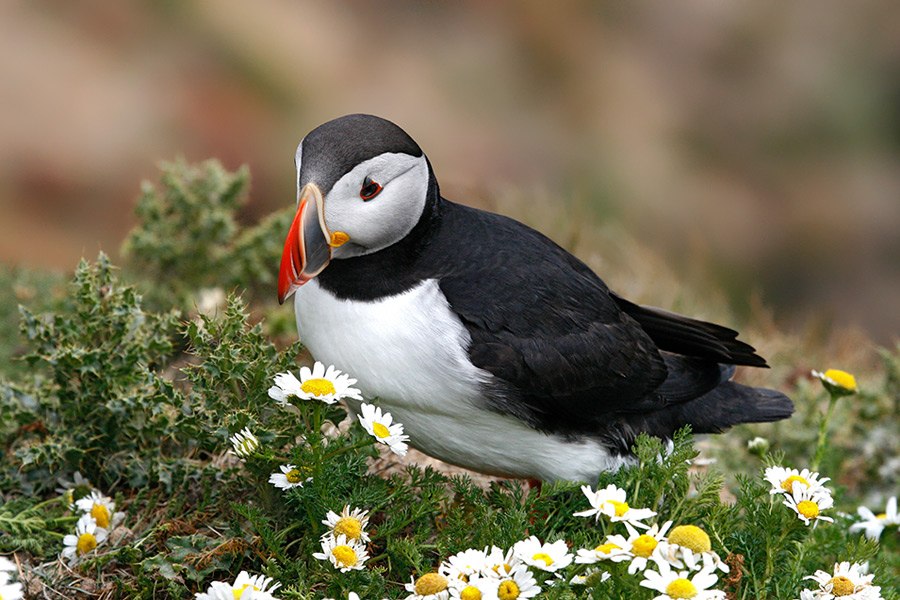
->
[360,176,382,201]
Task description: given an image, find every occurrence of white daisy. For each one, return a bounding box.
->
[0,571,24,600]
[406,573,452,600]
[61,513,109,565]
[322,505,371,543]
[849,496,899,540]
[812,369,858,396]
[573,483,656,529]
[798,561,881,600]
[447,574,500,600]
[494,565,540,600]
[440,547,489,583]
[482,545,524,579]
[357,402,409,456]
[784,487,835,527]
[574,533,633,565]
[660,525,729,574]
[512,536,572,573]
[623,521,674,574]
[268,464,312,491]
[313,534,368,572]
[764,466,831,497]
[228,427,260,459]
[641,555,725,600]
[0,557,15,572]
[269,362,362,406]
[74,490,125,531]
[194,570,281,600]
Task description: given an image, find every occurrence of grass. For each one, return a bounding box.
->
[0,160,897,599]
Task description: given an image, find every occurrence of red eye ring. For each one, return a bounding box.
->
[360,176,382,201]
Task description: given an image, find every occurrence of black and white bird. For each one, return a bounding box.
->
[278,114,793,483]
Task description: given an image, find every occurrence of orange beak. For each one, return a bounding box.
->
[278,183,335,304]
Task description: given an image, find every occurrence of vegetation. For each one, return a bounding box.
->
[0,161,897,599]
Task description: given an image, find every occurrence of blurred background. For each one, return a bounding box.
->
[1,0,899,342]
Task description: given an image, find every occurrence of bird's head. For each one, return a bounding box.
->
[278,114,432,304]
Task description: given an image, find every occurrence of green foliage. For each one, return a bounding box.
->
[3,253,181,492]
[1,160,898,599]
[120,158,294,310]
[0,264,68,379]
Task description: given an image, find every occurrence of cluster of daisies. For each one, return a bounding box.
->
[267,363,408,457]
[0,556,24,600]
[56,472,125,566]
[764,466,835,527]
[762,465,889,599]
[314,506,373,573]
[569,483,730,600]
[201,362,889,599]
[226,363,412,493]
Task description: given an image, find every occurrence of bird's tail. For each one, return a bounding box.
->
[677,381,794,434]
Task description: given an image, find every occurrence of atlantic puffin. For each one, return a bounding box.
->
[278,114,793,483]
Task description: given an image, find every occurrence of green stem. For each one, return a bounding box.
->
[32,496,63,511]
[811,393,839,471]
[322,438,377,462]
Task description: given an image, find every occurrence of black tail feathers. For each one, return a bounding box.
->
[679,381,794,434]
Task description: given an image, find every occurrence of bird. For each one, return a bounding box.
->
[277,113,793,483]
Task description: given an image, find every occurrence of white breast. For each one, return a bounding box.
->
[292,278,628,482]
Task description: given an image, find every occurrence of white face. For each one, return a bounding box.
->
[295,151,429,258]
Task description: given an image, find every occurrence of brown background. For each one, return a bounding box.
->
[2,1,899,341]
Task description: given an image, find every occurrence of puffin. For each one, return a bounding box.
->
[277,114,793,483]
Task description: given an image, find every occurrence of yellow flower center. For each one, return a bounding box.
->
[780,475,810,493]
[331,544,358,568]
[301,378,336,397]
[665,578,698,599]
[595,542,621,554]
[606,500,630,517]
[498,580,520,600]
[823,369,857,391]
[233,584,260,599]
[492,563,513,575]
[414,573,449,596]
[334,516,363,540]
[91,503,111,529]
[460,585,482,600]
[531,552,553,566]
[285,468,305,484]
[877,513,888,519]
[668,525,711,553]
[797,500,820,519]
[76,532,98,555]
[632,534,658,558]
[372,422,391,439]
[828,576,855,596]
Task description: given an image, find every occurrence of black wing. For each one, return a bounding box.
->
[435,201,765,435]
[435,202,670,433]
